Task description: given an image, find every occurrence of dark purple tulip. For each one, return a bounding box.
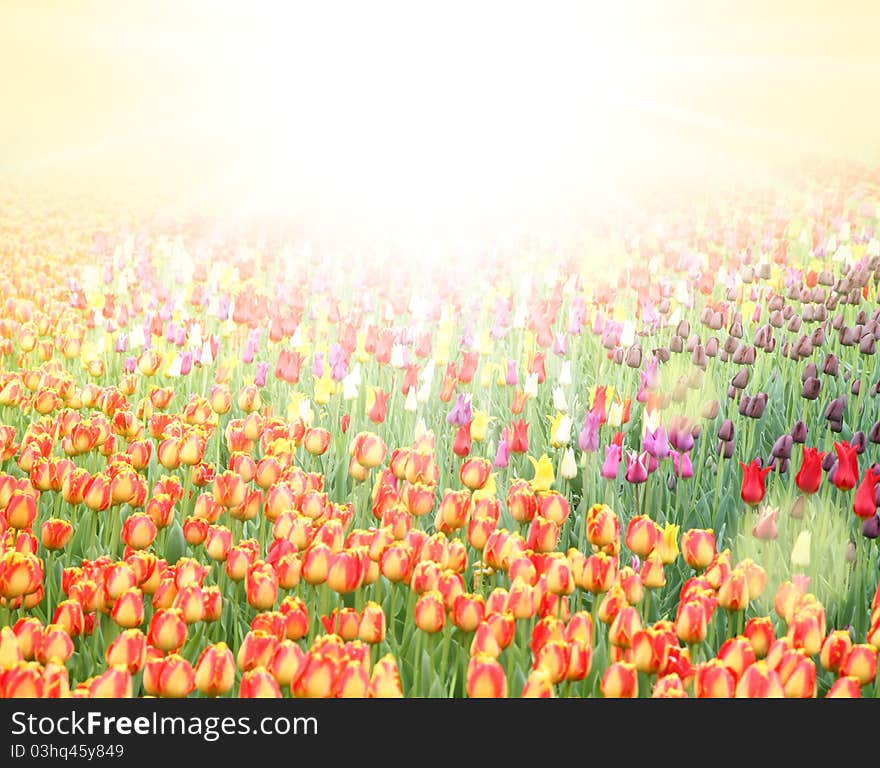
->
[852,378,862,396]
[863,516,880,540]
[802,378,821,400]
[824,396,846,422]
[791,420,808,443]
[822,452,837,472]
[772,434,793,459]
[822,354,839,376]
[625,345,642,368]
[718,419,735,442]
[801,362,818,382]
[746,394,767,419]
[717,440,735,459]
[731,368,750,389]
[869,421,880,444]
[852,431,867,454]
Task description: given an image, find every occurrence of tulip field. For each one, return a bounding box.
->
[3,172,880,699]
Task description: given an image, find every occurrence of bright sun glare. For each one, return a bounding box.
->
[203,3,632,233]
[2,0,879,248]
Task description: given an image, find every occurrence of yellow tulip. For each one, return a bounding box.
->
[472,474,497,503]
[528,454,555,493]
[658,523,680,565]
[791,531,811,570]
[607,398,624,429]
[470,410,491,442]
[313,374,334,405]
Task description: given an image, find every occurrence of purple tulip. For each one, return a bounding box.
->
[624,450,649,484]
[552,333,568,357]
[446,393,472,427]
[493,438,509,469]
[672,451,694,478]
[505,359,518,387]
[578,411,601,453]
[311,351,324,379]
[601,444,622,479]
[255,361,269,388]
[329,343,348,381]
[642,426,670,460]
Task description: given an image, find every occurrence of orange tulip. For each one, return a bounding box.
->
[820,630,853,673]
[414,590,446,634]
[106,628,148,674]
[194,642,237,696]
[694,660,736,698]
[147,608,187,652]
[246,560,279,610]
[40,518,73,550]
[675,600,708,645]
[680,528,716,569]
[601,661,638,698]
[0,661,45,697]
[734,661,785,698]
[582,551,617,594]
[280,596,310,641]
[631,627,670,674]
[0,551,42,600]
[350,431,387,469]
[4,490,37,530]
[111,587,145,629]
[609,605,643,649]
[52,599,84,637]
[154,654,196,698]
[460,457,492,490]
[466,653,508,698]
[625,515,661,557]
[452,593,486,632]
[11,618,41,661]
[212,469,246,508]
[358,602,386,644]
[303,427,331,456]
[652,673,688,698]
[367,653,403,698]
[743,616,775,658]
[89,665,133,698]
[326,549,367,595]
[840,644,878,685]
[826,676,862,698]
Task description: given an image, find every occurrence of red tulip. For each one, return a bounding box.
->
[854,468,879,519]
[508,419,529,454]
[795,446,825,494]
[832,440,860,491]
[739,459,773,506]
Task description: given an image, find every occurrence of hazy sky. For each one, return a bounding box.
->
[2,1,878,231]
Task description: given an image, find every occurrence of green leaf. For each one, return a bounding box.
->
[420,649,432,696]
[164,520,186,565]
